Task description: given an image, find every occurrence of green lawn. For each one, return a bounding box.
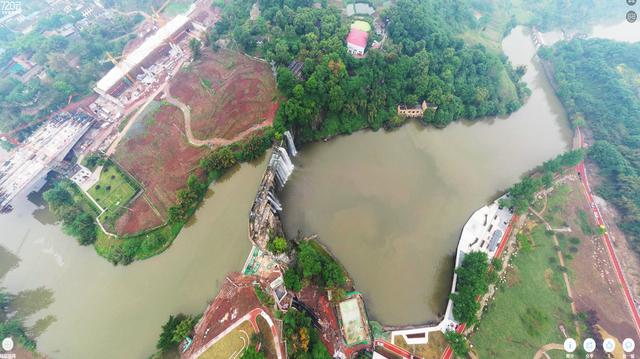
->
[471,225,577,359]
[544,184,571,228]
[88,161,139,210]
[88,161,140,233]
[198,320,255,359]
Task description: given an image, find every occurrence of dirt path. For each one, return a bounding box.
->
[529,206,581,337]
[533,343,564,359]
[163,87,273,148]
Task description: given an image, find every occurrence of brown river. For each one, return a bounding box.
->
[0,22,637,358]
[281,26,572,325]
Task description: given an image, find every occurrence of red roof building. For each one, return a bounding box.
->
[346,29,368,56]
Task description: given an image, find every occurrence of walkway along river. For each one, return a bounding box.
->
[0,22,635,358]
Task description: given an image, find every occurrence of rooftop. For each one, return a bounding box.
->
[346,28,368,48]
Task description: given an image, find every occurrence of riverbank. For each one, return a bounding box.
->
[5,17,635,359]
[280,25,572,325]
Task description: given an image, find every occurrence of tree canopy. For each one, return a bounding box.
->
[450,251,490,324]
[210,0,527,143]
[543,39,640,252]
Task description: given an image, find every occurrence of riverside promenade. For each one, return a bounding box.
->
[387,196,514,357]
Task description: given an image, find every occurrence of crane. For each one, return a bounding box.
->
[151,7,166,27]
[101,52,135,83]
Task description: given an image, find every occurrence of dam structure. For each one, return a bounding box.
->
[240,129,517,349]
[244,131,297,275]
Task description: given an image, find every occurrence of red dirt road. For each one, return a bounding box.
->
[576,128,640,339]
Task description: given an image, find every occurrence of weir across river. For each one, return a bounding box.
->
[248,131,298,253]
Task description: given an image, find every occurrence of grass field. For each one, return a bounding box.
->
[471,225,577,359]
[87,160,140,233]
[393,331,447,358]
[256,315,277,358]
[198,320,255,359]
[460,0,534,52]
[88,161,138,211]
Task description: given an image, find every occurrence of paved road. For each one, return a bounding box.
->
[576,127,640,338]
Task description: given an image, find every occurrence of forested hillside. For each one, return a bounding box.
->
[542,39,640,252]
[210,0,528,143]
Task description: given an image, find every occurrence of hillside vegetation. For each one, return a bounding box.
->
[211,0,529,143]
[542,39,640,253]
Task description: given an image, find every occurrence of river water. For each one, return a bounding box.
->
[280,26,573,325]
[0,157,267,358]
[0,20,634,358]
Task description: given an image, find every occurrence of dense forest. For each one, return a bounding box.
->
[541,39,640,252]
[211,0,528,143]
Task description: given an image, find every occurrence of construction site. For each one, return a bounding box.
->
[0,0,218,217]
[90,1,215,121]
[0,112,93,212]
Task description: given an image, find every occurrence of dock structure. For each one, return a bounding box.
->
[389,195,514,345]
[0,112,93,211]
[455,196,513,266]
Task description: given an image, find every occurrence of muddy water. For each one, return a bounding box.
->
[542,21,640,46]
[1,19,629,357]
[0,156,267,358]
[590,21,640,43]
[280,26,573,325]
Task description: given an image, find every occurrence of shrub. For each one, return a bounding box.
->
[254,285,275,306]
[268,236,288,254]
[444,330,469,358]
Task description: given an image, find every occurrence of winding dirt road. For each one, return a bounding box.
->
[163,88,274,148]
[533,343,564,359]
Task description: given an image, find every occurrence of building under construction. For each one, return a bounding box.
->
[93,13,193,104]
[0,112,93,212]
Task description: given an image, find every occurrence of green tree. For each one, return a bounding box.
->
[284,269,303,292]
[269,236,288,253]
[156,314,183,352]
[450,251,489,324]
[444,330,469,358]
[189,38,202,60]
[298,242,322,278]
[171,315,196,343]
